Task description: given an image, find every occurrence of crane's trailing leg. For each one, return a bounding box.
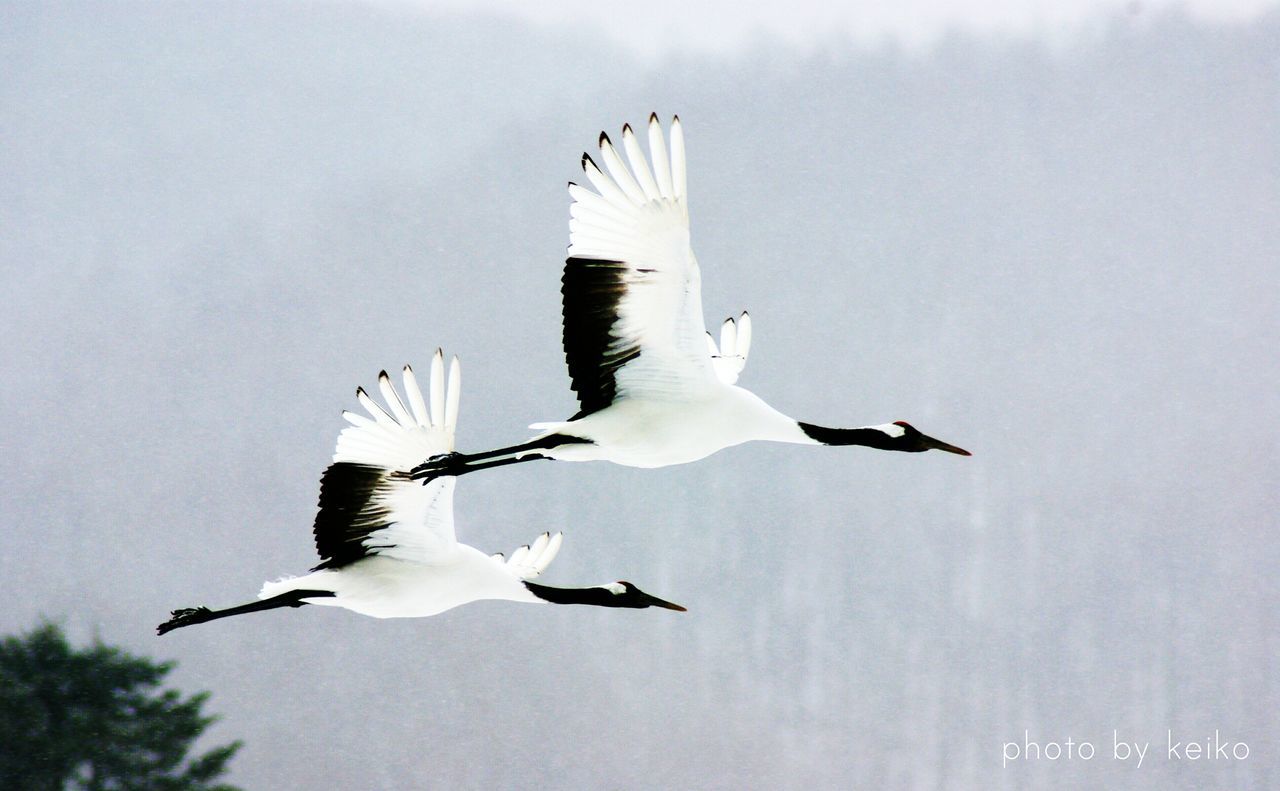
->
[409,434,592,482]
[157,589,335,635]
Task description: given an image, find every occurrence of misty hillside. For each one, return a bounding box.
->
[2,3,1277,788]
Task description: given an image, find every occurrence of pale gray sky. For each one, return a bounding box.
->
[4,4,1277,787]
[376,0,1278,55]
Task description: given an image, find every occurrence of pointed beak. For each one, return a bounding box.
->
[640,591,687,611]
[922,434,972,456]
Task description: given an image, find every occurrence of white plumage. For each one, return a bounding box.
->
[706,313,753,386]
[264,352,561,616]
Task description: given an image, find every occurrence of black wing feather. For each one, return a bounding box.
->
[311,462,399,571]
[561,256,641,419]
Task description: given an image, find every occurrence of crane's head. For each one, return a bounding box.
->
[886,421,971,455]
[604,581,687,611]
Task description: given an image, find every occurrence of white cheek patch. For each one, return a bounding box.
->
[867,423,907,438]
[602,582,626,595]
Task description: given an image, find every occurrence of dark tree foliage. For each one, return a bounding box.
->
[0,623,241,791]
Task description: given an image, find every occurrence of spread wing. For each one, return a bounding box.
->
[705,312,752,385]
[562,114,719,419]
[311,350,462,571]
[489,531,564,581]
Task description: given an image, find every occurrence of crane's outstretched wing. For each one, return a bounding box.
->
[489,531,564,580]
[562,114,719,419]
[311,350,463,571]
[705,312,752,385]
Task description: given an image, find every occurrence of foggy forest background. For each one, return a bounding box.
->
[2,2,1277,788]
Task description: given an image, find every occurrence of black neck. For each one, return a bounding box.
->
[524,582,620,607]
[798,422,898,450]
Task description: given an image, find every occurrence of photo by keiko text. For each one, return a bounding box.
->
[1002,730,1250,769]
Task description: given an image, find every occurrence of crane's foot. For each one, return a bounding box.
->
[409,452,462,483]
[157,607,212,635]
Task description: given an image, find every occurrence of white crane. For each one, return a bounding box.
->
[157,350,684,636]
[411,115,969,482]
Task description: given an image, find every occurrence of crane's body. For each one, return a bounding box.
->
[529,384,808,467]
[258,540,541,619]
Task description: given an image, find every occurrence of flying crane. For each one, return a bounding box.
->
[158,350,684,635]
[411,115,969,483]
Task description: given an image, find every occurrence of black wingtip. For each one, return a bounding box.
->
[648,111,659,124]
[581,152,595,171]
[672,113,681,124]
[598,131,611,147]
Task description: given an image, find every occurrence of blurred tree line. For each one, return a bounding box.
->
[0,623,240,790]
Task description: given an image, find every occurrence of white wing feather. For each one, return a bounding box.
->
[329,350,463,562]
[566,115,719,403]
[706,312,752,385]
[500,531,564,580]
